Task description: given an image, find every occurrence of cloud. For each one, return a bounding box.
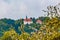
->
[0,0,10,18]
[19,2,28,14]
[0,0,60,19]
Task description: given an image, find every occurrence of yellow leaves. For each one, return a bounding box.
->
[32,17,60,40]
[1,29,18,40]
[37,17,60,40]
[19,32,30,40]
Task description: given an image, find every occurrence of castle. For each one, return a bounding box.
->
[24,16,42,24]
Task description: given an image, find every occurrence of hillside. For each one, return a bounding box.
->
[0,17,47,37]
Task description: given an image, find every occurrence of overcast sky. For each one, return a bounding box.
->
[0,0,60,19]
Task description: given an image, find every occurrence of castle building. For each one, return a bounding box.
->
[36,20,42,24]
[24,16,33,24]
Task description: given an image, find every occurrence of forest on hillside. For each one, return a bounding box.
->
[0,17,47,36]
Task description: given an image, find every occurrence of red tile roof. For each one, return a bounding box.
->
[24,18,32,22]
[36,20,42,24]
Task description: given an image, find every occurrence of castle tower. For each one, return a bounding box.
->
[26,16,27,19]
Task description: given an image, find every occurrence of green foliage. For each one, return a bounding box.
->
[0,17,60,40]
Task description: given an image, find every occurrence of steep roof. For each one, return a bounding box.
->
[24,18,32,22]
[36,20,42,24]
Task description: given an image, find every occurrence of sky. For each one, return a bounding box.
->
[0,0,60,20]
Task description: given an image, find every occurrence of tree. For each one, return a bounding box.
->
[1,29,18,40]
[19,32,30,40]
[43,3,60,18]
